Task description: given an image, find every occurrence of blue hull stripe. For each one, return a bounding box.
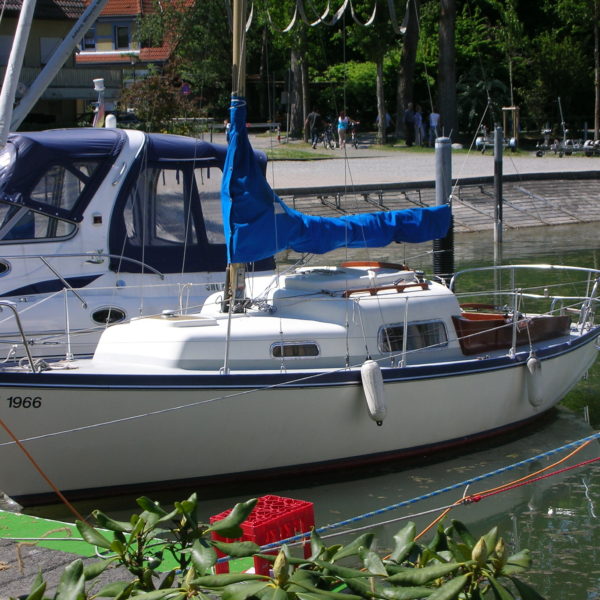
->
[0,327,597,391]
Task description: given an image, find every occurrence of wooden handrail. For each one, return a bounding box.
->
[340,260,409,271]
[342,282,429,298]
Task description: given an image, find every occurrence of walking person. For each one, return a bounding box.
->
[428,108,440,146]
[414,105,425,146]
[337,110,351,149]
[305,108,322,149]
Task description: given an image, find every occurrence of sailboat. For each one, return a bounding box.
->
[0,0,599,505]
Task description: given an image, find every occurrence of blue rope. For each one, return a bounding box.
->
[253,431,600,552]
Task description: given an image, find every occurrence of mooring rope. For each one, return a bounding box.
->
[249,431,600,555]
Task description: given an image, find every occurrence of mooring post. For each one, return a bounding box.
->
[494,126,503,292]
[433,137,454,283]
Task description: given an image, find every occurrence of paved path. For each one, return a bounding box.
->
[241,133,600,189]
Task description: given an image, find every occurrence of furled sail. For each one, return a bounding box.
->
[221,96,451,264]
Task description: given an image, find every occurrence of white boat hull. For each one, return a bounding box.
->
[0,329,596,503]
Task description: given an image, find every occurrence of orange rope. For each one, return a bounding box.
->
[0,417,89,524]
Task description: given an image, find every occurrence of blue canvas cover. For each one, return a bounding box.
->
[0,128,126,221]
[221,97,451,264]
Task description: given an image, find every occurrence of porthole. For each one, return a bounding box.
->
[91,306,127,325]
[0,259,10,276]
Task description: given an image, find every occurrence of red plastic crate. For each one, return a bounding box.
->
[210,495,315,575]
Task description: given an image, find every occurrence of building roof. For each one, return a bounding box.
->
[4,0,85,19]
[75,0,190,66]
[93,0,142,16]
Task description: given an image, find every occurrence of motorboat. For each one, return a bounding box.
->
[0,128,274,358]
[0,98,598,504]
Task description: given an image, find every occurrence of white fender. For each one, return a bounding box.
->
[526,352,543,408]
[360,359,386,425]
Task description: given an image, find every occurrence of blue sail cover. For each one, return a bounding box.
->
[221,97,451,263]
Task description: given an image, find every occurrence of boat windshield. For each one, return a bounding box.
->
[0,160,99,242]
[0,129,125,242]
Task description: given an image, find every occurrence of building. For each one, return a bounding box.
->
[75,0,173,118]
[0,0,176,129]
[0,0,91,128]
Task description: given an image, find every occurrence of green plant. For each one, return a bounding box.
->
[12,495,545,600]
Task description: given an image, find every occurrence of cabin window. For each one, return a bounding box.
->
[92,307,126,325]
[0,160,97,241]
[194,167,224,244]
[123,167,198,247]
[0,206,75,241]
[378,320,448,353]
[271,342,320,358]
[30,163,96,212]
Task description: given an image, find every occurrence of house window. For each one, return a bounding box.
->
[378,321,448,353]
[114,25,130,50]
[81,26,96,51]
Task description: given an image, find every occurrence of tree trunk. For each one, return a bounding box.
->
[595,0,599,141]
[289,47,303,138]
[259,25,268,122]
[376,58,386,144]
[395,0,420,139]
[301,40,309,142]
[439,0,457,139]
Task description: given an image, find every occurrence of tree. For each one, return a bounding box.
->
[395,0,420,139]
[438,0,457,138]
[119,63,200,132]
[546,0,600,138]
[346,0,401,144]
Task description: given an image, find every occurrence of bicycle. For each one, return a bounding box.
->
[349,121,360,149]
[321,123,337,149]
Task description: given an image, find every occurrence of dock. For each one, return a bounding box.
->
[0,508,134,599]
[276,173,600,234]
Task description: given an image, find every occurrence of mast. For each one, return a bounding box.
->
[232,0,246,97]
[223,0,247,313]
[0,0,37,147]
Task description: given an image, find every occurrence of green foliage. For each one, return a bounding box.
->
[118,62,206,133]
[11,495,545,600]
